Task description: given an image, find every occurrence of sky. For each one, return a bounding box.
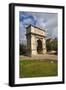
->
[19,11,58,44]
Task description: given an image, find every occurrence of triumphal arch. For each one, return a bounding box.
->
[26,25,46,56]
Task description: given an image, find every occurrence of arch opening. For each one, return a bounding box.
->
[37,39,43,54]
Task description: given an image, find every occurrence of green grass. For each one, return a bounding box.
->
[19,60,58,78]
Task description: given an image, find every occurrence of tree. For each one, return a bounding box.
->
[19,44,27,55]
[51,38,58,54]
[46,39,52,51]
[46,38,58,54]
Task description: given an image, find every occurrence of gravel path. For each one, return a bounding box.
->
[20,54,57,60]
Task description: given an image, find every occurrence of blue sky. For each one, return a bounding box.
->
[19,12,58,44]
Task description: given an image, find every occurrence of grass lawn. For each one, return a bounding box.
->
[19,60,58,78]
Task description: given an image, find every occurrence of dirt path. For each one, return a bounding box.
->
[20,54,57,60]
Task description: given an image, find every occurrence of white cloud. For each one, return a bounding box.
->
[19,12,58,43]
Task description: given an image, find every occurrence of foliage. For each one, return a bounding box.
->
[19,44,27,55]
[51,38,58,53]
[46,39,51,51]
[46,38,58,54]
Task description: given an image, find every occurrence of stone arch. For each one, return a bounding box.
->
[26,25,46,56]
